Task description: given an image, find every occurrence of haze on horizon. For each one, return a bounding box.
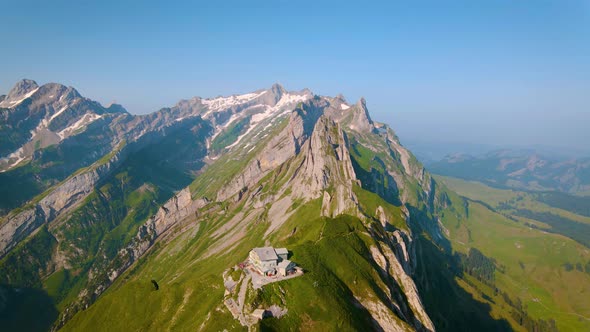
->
[1,0,588,153]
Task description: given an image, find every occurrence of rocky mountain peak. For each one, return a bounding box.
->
[356,97,368,110]
[33,83,83,105]
[258,83,287,106]
[63,86,82,100]
[335,93,348,104]
[348,97,373,133]
[0,79,39,107]
[105,103,128,114]
[9,79,39,97]
[270,82,286,96]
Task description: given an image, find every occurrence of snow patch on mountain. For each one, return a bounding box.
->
[48,105,69,123]
[209,113,243,143]
[341,103,350,110]
[0,87,39,108]
[0,147,27,172]
[250,93,308,124]
[57,113,102,139]
[201,90,268,118]
[224,93,310,150]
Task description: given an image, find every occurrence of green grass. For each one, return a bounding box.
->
[210,116,251,153]
[61,204,269,331]
[189,117,289,199]
[97,140,126,167]
[43,269,70,299]
[435,175,521,206]
[534,191,590,217]
[352,184,407,231]
[0,140,128,221]
[61,191,417,332]
[434,176,590,331]
[260,216,402,331]
[435,175,590,225]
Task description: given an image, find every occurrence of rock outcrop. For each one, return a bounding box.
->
[293,116,358,216]
[110,188,208,280]
[0,148,126,257]
[370,234,435,332]
[0,79,39,107]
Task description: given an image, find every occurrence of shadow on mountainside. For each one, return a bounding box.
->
[0,284,58,332]
[408,207,512,332]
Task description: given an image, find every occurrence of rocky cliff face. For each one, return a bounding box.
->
[0,147,126,257]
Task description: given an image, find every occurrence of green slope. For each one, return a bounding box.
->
[61,201,415,331]
[0,121,210,330]
[433,175,590,331]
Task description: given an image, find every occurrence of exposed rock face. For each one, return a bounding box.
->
[349,97,374,133]
[0,79,39,107]
[216,99,319,202]
[0,148,125,257]
[216,111,305,201]
[293,116,358,216]
[202,93,437,331]
[112,188,208,277]
[354,294,411,332]
[370,238,435,332]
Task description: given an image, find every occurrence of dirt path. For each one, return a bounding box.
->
[498,276,590,322]
[237,274,251,326]
[532,298,590,321]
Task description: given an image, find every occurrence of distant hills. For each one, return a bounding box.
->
[427,149,590,194]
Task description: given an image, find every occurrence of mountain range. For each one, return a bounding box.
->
[1,79,588,332]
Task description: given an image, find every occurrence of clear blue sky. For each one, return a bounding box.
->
[1,0,589,152]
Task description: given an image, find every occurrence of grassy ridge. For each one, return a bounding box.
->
[261,215,404,331]
[62,205,412,331]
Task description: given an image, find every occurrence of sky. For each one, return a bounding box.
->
[1,0,589,154]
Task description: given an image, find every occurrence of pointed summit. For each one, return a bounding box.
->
[259,82,287,105]
[335,93,348,104]
[10,79,38,95]
[349,97,373,133]
[8,79,39,99]
[0,79,40,107]
[356,97,367,109]
[105,103,128,114]
[270,82,287,96]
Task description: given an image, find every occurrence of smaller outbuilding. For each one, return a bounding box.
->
[275,247,289,261]
[251,309,268,320]
[277,260,296,276]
